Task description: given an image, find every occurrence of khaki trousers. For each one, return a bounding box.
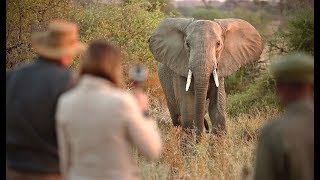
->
[6,167,61,180]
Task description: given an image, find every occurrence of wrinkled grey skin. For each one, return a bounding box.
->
[149,18,264,135]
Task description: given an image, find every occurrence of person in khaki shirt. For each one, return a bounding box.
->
[55,40,162,180]
[253,53,314,180]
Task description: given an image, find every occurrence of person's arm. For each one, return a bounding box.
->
[123,95,162,161]
[56,118,72,178]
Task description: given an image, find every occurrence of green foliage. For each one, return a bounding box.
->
[73,0,165,72]
[268,8,314,55]
[191,8,229,20]
[279,0,314,15]
[191,7,272,36]
[122,0,177,15]
[284,8,314,55]
[6,0,76,68]
[230,8,272,36]
[6,0,166,72]
[145,0,177,15]
[224,67,247,95]
[227,74,280,117]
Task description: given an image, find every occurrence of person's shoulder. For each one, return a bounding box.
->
[7,61,35,75]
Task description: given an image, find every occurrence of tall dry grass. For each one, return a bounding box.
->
[135,96,279,180]
[133,68,280,180]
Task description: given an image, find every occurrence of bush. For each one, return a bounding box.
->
[268,8,314,55]
[226,73,280,117]
[230,8,272,36]
[284,8,314,55]
[191,7,272,37]
[7,0,167,102]
[191,8,229,20]
[6,0,76,68]
[7,0,166,76]
[224,67,247,95]
[73,1,165,72]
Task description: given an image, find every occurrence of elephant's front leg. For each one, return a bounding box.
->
[158,64,181,127]
[208,77,227,135]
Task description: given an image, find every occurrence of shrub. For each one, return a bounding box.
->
[191,8,229,20]
[6,0,167,106]
[6,0,76,68]
[224,67,247,95]
[268,8,314,55]
[6,0,166,72]
[284,8,314,55]
[72,1,165,73]
[226,73,280,117]
[191,7,272,37]
[230,8,272,36]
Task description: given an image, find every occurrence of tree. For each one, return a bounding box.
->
[122,0,176,15]
[279,0,314,16]
[268,8,314,55]
[6,0,76,68]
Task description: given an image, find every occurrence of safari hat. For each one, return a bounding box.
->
[32,20,87,60]
[269,53,314,84]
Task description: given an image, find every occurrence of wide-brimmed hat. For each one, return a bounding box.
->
[32,20,87,60]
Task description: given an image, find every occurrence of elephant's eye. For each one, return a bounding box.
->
[216,41,221,47]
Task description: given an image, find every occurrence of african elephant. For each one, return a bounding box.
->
[148,18,264,135]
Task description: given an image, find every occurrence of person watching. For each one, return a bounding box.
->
[6,20,86,180]
[253,53,314,180]
[55,40,162,180]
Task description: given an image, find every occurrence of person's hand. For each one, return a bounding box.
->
[133,89,149,111]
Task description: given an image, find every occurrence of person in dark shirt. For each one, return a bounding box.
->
[6,20,86,180]
[253,53,314,180]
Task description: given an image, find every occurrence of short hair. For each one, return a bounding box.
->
[79,40,123,88]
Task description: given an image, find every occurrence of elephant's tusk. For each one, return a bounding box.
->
[213,69,219,87]
[185,70,192,91]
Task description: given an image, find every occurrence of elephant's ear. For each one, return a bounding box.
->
[149,18,193,77]
[215,19,264,77]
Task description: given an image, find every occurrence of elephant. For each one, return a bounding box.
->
[148,18,264,135]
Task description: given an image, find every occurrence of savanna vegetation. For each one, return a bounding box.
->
[6,0,313,179]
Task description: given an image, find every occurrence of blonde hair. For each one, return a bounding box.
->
[79,40,123,88]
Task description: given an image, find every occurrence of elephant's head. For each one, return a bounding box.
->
[149,18,264,133]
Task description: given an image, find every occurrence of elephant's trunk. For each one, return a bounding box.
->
[193,72,210,135]
[190,40,218,134]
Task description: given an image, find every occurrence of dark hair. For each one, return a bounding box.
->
[79,40,123,87]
